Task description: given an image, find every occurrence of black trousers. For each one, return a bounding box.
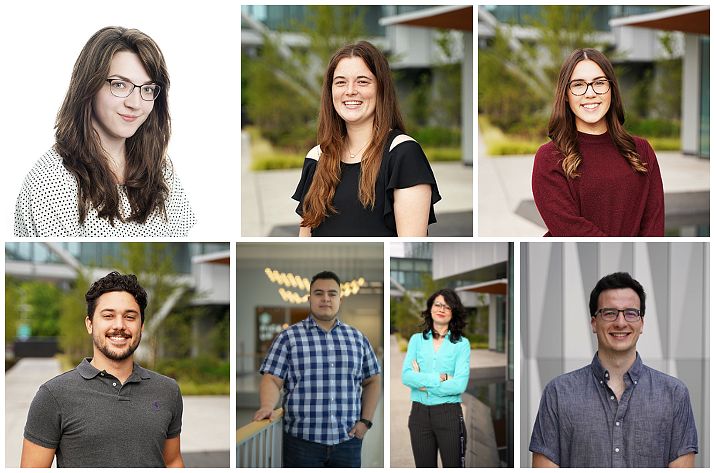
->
[408,401,466,468]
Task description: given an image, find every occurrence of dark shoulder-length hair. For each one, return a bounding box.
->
[54,26,171,226]
[548,48,647,179]
[419,288,467,344]
[301,40,407,229]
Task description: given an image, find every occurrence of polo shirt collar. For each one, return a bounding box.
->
[77,357,151,381]
[591,352,643,384]
[307,314,342,331]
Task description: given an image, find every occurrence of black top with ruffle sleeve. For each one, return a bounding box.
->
[292,129,441,236]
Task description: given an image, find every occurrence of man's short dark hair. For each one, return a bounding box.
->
[589,272,646,318]
[85,271,148,324]
[310,271,341,288]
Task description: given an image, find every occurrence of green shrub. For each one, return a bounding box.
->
[422,147,461,162]
[647,138,681,151]
[251,155,305,171]
[625,118,680,138]
[411,126,461,147]
[486,140,544,156]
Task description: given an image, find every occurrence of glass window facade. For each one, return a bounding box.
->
[241,5,435,37]
[482,5,678,32]
[5,243,229,274]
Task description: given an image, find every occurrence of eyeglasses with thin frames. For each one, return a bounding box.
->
[595,308,642,322]
[106,79,161,101]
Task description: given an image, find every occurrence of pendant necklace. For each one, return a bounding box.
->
[348,139,369,159]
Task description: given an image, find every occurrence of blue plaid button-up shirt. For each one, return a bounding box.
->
[260,315,381,445]
[530,352,698,467]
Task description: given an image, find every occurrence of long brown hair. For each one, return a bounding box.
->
[301,41,406,229]
[548,48,647,179]
[54,26,171,226]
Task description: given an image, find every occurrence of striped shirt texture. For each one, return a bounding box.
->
[402,331,471,405]
[260,315,381,445]
[530,353,698,467]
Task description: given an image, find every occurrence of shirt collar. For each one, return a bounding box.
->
[427,329,451,340]
[77,357,151,382]
[307,314,341,332]
[591,352,643,384]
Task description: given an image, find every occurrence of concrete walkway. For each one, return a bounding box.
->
[241,131,474,237]
[478,127,710,236]
[5,358,229,468]
[389,335,505,468]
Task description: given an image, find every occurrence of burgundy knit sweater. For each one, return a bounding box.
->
[532,131,664,236]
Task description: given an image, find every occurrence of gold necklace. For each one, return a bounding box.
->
[348,139,369,159]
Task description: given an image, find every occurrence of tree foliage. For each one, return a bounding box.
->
[479,6,605,138]
[243,6,368,151]
[58,270,94,360]
[105,242,184,369]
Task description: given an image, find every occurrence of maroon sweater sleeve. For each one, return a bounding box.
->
[636,139,665,236]
[531,142,608,237]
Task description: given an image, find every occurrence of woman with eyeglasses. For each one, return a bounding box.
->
[402,288,470,468]
[532,48,664,236]
[292,41,441,237]
[14,26,195,236]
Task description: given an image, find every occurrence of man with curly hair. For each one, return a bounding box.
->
[20,272,184,468]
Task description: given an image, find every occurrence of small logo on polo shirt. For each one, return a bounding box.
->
[155,402,159,409]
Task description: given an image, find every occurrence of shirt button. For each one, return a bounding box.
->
[100,373,104,376]
[615,448,620,453]
[634,381,637,384]
[599,380,603,384]
[610,396,615,400]
[616,422,620,426]
[112,382,116,386]
[605,373,609,378]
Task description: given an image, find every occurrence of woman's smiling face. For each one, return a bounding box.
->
[331,57,377,128]
[567,59,611,134]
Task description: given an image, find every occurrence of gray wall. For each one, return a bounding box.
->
[521,242,709,468]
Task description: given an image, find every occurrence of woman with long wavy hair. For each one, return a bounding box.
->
[532,48,664,236]
[402,288,470,468]
[292,41,441,236]
[14,26,195,236]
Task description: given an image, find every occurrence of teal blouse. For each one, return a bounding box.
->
[401,331,471,405]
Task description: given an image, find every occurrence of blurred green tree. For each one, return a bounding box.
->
[479,6,605,137]
[243,6,367,150]
[58,270,94,360]
[105,242,184,369]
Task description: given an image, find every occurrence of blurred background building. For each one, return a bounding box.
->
[235,242,384,467]
[521,242,710,468]
[390,242,514,467]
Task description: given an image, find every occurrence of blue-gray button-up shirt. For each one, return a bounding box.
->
[530,353,698,467]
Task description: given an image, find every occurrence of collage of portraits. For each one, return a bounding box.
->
[2,3,710,470]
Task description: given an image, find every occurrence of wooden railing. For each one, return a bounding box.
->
[236,408,284,468]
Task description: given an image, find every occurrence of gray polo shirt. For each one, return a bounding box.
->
[24,358,182,467]
[530,353,698,467]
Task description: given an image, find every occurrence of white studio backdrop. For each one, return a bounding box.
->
[2,1,240,239]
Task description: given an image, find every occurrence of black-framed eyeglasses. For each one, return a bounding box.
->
[568,79,611,96]
[106,79,161,101]
[433,301,452,311]
[595,308,642,322]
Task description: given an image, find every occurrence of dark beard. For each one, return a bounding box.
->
[94,332,141,361]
